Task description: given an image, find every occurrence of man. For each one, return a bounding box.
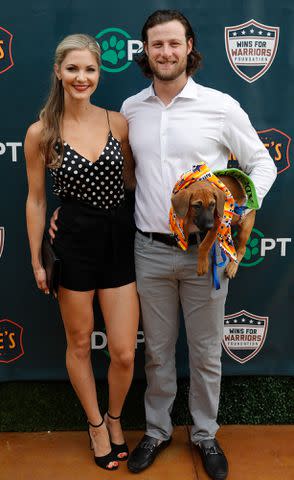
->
[121,10,277,480]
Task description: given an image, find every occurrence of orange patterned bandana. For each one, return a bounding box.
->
[169,162,238,263]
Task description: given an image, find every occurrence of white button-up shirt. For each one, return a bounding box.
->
[121,77,277,233]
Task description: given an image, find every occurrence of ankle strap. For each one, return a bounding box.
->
[88,418,104,428]
[107,411,121,420]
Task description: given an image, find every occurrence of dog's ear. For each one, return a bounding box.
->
[214,188,226,218]
[171,189,192,218]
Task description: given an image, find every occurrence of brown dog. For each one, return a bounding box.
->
[171,175,256,278]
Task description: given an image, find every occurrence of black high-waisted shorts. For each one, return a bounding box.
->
[52,199,136,291]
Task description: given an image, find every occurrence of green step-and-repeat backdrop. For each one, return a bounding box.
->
[0,0,293,380]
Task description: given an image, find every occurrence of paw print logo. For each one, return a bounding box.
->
[234,227,264,267]
[96,27,131,73]
[101,36,126,65]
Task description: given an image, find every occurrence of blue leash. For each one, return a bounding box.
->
[234,204,246,216]
[211,243,227,290]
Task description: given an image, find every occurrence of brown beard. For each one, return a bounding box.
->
[148,59,187,82]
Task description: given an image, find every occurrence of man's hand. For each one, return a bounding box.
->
[49,207,60,241]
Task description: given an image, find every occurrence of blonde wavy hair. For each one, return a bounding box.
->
[39,34,101,168]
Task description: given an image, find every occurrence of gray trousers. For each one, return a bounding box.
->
[134,231,229,444]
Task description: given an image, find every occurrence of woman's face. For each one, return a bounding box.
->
[55,48,100,101]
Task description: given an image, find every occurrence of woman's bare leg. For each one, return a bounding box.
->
[58,286,118,467]
[98,282,139,451]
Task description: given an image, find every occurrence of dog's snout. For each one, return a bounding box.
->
[202,219,214,230]
[194,208,214,232]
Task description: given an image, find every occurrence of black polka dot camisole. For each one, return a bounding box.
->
[49,111,125,210]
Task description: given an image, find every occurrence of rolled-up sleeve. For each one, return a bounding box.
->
[220,95,277,208]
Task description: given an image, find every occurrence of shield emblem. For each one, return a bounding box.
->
[258,128,291,174]
[0,319,24,363]
[0,227,5,258]
[0,26,14,74]
[227,128,291,175]
[225,19,279,83]
[222,310,268,364]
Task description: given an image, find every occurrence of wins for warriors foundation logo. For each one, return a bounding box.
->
[225,19,279,83]
[0,26,14,74]
[222,310,268,364]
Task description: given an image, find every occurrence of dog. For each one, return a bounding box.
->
[171,174,256,279]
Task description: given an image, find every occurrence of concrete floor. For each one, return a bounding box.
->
[1,425,294,480]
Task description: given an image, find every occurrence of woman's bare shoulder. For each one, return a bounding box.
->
[26,120,43,143]
[92,106,126,123]
[108,110,128,140]
[91,107,127,140]
[108,110,127,125]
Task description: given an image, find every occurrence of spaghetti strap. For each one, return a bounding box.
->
[105,109,111,132]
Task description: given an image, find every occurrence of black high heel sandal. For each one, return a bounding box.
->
[87,419,119,470]
[106,412,129,461]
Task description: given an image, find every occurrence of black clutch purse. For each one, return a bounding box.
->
[41,234,61,296]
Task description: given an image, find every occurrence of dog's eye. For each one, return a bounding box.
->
[192,204,201,210]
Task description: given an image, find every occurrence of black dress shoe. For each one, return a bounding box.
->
[127,434,171,473]
[197,439,228,480]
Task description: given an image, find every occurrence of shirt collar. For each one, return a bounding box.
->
[176,77,199,99]
[142,83,156,100]
[142,77,199,102]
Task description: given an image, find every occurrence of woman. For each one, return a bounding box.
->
[24,34,139,471]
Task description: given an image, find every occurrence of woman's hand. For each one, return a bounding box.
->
[33,266,50,295]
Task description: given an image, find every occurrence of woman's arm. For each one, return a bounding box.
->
[24,121,49,293]
[111,111,136,191]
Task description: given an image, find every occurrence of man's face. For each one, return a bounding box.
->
[144,20,193,81]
